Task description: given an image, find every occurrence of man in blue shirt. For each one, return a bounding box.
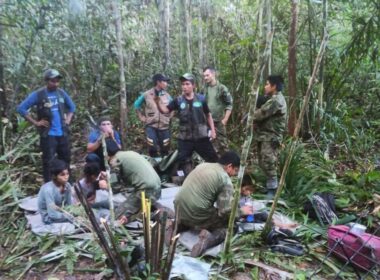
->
[17,69,76,182]
[86,116,121,170]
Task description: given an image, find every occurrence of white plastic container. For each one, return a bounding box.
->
[350,223,367,235]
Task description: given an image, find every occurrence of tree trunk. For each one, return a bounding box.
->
[180,0,192,71]
[287,0,299,136]
[111,0,128,148]
[0,10,5,155]
[158,0,170,71]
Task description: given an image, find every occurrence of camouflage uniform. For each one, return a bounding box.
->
[253,92,287,191]
[203,81,233,156]
[174,162,233,230]
[110,151,161,217]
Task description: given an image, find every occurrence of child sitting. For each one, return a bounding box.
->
[38,159,73,224]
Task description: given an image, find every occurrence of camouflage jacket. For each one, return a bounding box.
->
[203,81,233,122]
[253,92,287,142]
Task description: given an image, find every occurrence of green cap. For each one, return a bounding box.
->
[179,73,195,82]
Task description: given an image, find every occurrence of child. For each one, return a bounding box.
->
[76,162,108,208]
[38,159,73,224]
[239,174,255,208]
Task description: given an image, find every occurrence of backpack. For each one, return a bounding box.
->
[304,192,337,225]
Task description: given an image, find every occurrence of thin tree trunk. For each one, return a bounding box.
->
[111,0,128,149]
[316,0,327,134]
[198,2,204,68]
[159,0,170,70]
[287,0,299,136]
[262,33,329,238]
[181,0,192,71]
[0,12,6,155]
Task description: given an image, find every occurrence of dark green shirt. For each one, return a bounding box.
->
[204,81,233,122]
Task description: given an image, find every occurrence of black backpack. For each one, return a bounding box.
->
[304,192,337,225]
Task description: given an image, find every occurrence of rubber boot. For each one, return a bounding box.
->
[266,177,278,200]
[191,228,227,257]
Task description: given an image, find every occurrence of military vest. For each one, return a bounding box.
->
[144,88,171,130]
[177,94,208,140]
[36,87,67,137]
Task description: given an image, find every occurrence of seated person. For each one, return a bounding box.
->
[173,151,252,257]
[106,145,163,224]
[38,159,73,224]
[239,174,255,208]
[86,116,122,170]
[76,162,109,208]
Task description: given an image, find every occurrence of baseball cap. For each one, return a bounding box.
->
[152,74,170,83]
[179,73,195,82]
[44,69,63,81]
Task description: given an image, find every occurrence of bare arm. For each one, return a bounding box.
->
[155,97,170,114]
[207,113,216,139]
[24,113,49,128]
[135,109,146,122]
[87,137,102,153]
[65,112,74,125]
[221,109,232,126]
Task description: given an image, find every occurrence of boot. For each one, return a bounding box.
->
[191,228,226,257]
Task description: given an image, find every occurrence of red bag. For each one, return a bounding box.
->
[328,225,380,270]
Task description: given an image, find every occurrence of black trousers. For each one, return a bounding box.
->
[40,135,71,182]
[177,138,218,173]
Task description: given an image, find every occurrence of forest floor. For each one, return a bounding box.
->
[0,121,379,280]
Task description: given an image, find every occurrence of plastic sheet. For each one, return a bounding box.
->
[170,254,211,280]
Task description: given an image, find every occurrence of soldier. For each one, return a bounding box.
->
[156,73,218,175]
[172,151,252,257]
[253,75,287,199]
[17,69,75,182]
[134,74,173,157]
[203,67,233,155]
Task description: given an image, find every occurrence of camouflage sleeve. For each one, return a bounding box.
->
[221,85,233,111]
[216,182,234,217]
[252,98,280,122]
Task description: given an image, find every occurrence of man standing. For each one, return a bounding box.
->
[253,75,287,199]
[134,74,173,157]
[86,116,121,170]
[17,69,76,182]
[203,67,233,155]
[174,151,251,257]
[156,73,218,175]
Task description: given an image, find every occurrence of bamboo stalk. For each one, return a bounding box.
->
[150,221,158,272]
[101,219,131,278]
[162,234,180,280]
[74,182,126,279]
[261,32,329,238]
[223,28,275,258]
[101,134,115,226]
[157,211,167,271]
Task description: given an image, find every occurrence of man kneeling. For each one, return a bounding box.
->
[174,151,245,257]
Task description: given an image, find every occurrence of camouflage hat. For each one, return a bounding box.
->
[179,73,195,82]
[43,69,63,81]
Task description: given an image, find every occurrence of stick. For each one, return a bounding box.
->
[101,134,115,226]
[162,234,180,280]
[261,32,329,238]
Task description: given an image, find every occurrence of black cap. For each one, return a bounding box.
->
[43,69,63,81]
[179,73,195,82]
[152,74,170,83]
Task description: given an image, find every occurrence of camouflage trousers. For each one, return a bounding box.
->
[115,187,161,218]
[178,208,229,232]
[212,121,229,156]
[257,141,280,180]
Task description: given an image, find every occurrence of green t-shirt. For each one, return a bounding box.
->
[204,82,233,122]
[175,162,233,225]
[112,151,161,193]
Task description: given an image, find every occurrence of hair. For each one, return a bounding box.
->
[203,66,216,73]
[83,162,100,178]
[241,174,255,191]
[49,159,68,177]
[218,151,240,167]
[97,116,112,126]
[267,75,284,92]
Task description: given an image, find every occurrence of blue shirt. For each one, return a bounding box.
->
[88,129,122,145]
[17,88,76,136]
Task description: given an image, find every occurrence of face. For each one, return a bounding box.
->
[226,164,239,177]
[264,80,277,95]
[47,78,60,90]
[54,169,70,186]
[157,80,168,90]
[241,186,253,196]
[203,69,216,84]
[181,80,195,95]
[100,121,113,133]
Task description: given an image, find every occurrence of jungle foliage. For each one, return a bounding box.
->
[0,0,379,279]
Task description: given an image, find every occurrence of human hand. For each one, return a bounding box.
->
[98,179,108,189]
[221,118,227,126]
[118,215,128,225]
[241,205,254,215]
[35,119,50,128]
[210,130,216,140]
